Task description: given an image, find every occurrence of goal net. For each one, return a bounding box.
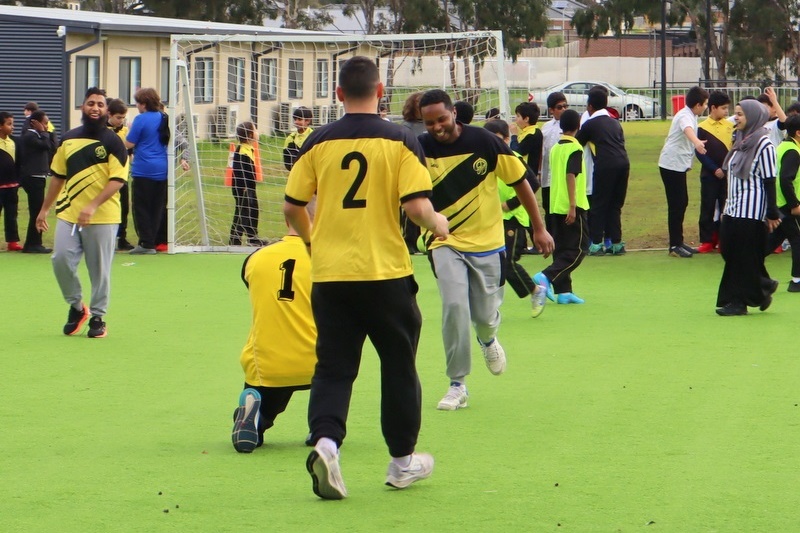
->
[167,31,507,252]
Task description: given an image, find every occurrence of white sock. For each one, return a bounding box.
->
[316,437,338,456]
[793,277,800,284]
[392,455,412,468]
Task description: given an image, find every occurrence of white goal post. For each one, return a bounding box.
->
[167,31,507,253]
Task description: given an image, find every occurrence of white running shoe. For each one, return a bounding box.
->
[480,338,506,375]
[436,383,468,410]
[385,453,435,489]
[531,284,547,318]
[306,443,348,500]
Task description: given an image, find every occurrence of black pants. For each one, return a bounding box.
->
[242,383,310,443]
[132,177,167,249]
[543,210,589,294]
[504,217,536,298]
[21,176,45,247]
[660,167,689,247]
[308,277,422,457]
[0,186,19,242]
[717,215,772,308]
[230,184,259,242]
[589,164,629,244]
[767,208,800,277]
[540,186,553,235]
[401,210,420,253]
[117,182,130,242]
[698,176,726,244]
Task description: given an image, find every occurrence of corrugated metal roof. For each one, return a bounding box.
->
[0,5,333,37]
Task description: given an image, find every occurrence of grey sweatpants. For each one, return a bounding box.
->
[52,219,118,317]
[431,246,504,382]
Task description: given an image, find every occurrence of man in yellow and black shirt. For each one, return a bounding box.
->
[282,106,313,171]
[417,89,554,412]
[284,56,448,500]
[36,88,128,339]
[230,201,317,453]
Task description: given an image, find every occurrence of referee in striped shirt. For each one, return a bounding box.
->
[716,99,782,316]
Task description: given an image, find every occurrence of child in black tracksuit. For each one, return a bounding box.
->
[230,121,263,247]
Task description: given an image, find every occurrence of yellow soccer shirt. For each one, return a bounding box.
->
[283,127,313,150]
[419,125,528,253]
[240,236,316,388]
[285,113,433,282]
[51,124,129,224]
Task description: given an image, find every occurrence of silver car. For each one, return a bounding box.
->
[527,81,661,121]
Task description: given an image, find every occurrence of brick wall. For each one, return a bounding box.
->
[571,35,699,58]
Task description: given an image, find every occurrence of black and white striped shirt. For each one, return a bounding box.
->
[724,136,777,220]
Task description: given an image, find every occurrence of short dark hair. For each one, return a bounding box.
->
[708,90,731,109]
[787,102,800,115]
[107,98,128,116]
[134,87,162,111]
[236,121,256,143]
[686,86,710,109]
[756,94,772,106]
[515,102,540,123]
[338,56,380,100]
[485,107,500,120]
[293,106,313,120]
[559,109,580,132]
[454,101,474,124]
[587,88,608,110]
[784,115,800,138]
[0,111,12,124]
[547,91,567,110]
[483,119,509,138]
[84,87,107,101]
[24,102,39,112]
[30,110,47,122]
[419,89,453,110]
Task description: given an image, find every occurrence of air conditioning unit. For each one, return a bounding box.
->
[191,113,200,138]
[213,105,229,139]
[275,102,292,133]
[329,103,341,122]
[336,104,345,121]
[227,105,239,137]
[312,105,329,127]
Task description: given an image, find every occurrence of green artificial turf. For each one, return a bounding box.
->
[3,251,800,532]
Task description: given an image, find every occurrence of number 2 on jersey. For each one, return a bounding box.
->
[342,151,367,209]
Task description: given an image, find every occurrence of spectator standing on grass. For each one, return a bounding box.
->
[418,89,553,412]
[229,122,265,247]
[757,88,787,148]
[658,86,709,258]
[540,91,569,235]
[125,88,168,255]
[36,87,128,337]
[0,111,21,251]
[230,199,318,453]
[282,106,313,171]
[106,98,134,251]
[695,90,732,253]
[19,109,55,254]
[454,101,474,125]
[715,99,781,316]
[284,56,448,500]
[576,87,630,256]
[534,109,589,305]
[483,119,549,318]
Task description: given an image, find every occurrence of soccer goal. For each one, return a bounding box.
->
[167,31,507,253]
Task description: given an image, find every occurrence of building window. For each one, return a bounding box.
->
[260,57,277,101]
[194,57,214,104]
[161,58,171,103]
[119,57,142,105]
[288,58,304,99]
[74,56,100,107]
[227,58,246,102]
[316,59,329,98]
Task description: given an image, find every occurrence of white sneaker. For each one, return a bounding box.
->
[531,284,547,318]
[437,383,468,410]
[385,453,435,489]
[306,443,348,500]
[480,338,506,375]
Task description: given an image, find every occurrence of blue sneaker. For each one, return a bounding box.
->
[557,292,585,304]
[533,272,555,301]
[232,388,262,453]
[604,237,612,250]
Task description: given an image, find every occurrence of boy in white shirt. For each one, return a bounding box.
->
[658,86,709,257]
[540,91,568,235]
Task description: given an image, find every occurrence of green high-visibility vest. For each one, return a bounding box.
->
[549,135,589,214]
[776,138,800,208]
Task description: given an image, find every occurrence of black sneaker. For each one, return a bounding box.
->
[232,388,261,453]
[22,244,53,254]
[63,304,90,335]
[117,239,135,251]
[680,243,699,254]
[716,303,747,316]
[788,281,800,293]
[87,316,107,338]
[669,245,693,258]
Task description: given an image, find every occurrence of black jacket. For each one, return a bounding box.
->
[19,129,55,177]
